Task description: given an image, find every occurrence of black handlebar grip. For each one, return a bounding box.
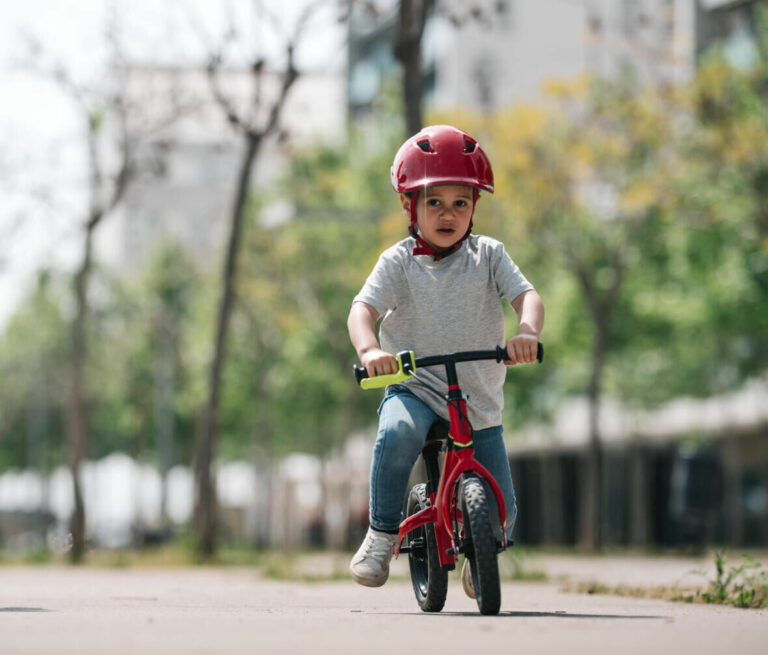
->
[537,342,544,363]
[353,365,369,384]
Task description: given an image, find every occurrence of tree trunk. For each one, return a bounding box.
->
[195,133,260,559]
[154,310,176,528]
[629,446,650,546]
[66,222,97,563]
[573,257,623,552]
[579,316,607,551]
[394,0,432,136]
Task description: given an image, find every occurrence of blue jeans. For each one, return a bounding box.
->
[369,385,517,541]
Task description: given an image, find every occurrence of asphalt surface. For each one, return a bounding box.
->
[2,555,767,654]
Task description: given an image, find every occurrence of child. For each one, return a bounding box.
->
[348,125,544,595]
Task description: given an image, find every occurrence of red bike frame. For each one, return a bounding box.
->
[395,365,507,569]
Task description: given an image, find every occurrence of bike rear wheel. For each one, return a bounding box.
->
[406,483,448,612]
[460,474,501,615]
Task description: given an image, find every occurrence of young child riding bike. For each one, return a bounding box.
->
[348,125,545,595]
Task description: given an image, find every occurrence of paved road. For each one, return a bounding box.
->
[2,562,766,655]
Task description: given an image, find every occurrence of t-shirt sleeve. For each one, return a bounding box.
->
[352,250,400,316]
[491,242,534,304]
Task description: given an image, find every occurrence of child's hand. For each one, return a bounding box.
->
[504,334,539,366]
[361,348,398,378]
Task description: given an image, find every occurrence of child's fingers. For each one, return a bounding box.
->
[519,339,538,363]
[365,352,398,377]
[504,341,518,366]
[377,356,398,376]
[506,336,538,365]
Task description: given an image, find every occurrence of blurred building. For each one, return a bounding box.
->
[508,378,768,549]
[347,0,765,122]
[696,0,765,69]
[347,0,698,121]
[97,64,346,274]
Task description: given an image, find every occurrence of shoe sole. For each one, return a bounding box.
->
[350,567,389,587]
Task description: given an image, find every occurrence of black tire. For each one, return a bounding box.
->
[460,475,501,615]
[405,483,448,612]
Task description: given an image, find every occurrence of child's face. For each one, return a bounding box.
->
[400,185,475,251]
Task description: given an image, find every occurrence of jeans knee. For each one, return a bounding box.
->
[376,419,422,468]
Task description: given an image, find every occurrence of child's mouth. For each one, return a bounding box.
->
[437,228,455,234]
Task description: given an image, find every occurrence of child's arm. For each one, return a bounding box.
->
[505,290,545,365]
[347,301,398,377]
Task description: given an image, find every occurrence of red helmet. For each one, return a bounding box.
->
[390,125,494,194]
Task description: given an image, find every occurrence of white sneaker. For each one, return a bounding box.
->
[461,558,476,599]
[350,527,397,587]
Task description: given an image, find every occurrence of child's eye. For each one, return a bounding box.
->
[427,198,441,207]
[455,200,468,208]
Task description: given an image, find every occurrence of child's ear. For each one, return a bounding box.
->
[399,193,411,216]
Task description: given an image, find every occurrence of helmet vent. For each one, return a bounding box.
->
[463,140,476,153]
[417,140,433,153]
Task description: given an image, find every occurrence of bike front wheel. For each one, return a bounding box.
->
[405,483,448,612]
[460,474,501,615]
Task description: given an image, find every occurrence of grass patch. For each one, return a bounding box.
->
[567,551,768,609]
[696,551,768,609]
[0,542,356,582]
[257,550,351,582]
[499,548,549,582]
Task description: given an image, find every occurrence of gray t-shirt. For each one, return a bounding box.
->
[353,234,534,429]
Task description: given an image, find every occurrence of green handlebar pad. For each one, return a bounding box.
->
[359,351,416,390]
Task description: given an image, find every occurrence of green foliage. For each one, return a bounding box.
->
[78,244,200,464]
[0,272,68,470]
[698,551,768,609]
[467,64,767,412]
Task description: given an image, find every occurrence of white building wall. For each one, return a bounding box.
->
[430,0,697,115]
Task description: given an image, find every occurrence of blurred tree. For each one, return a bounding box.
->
[87,245,197,529]
[224,129,398,461]
[477,74,683,549]
[0,272,68,474]
[20,18,193,561]
[146,246,195,526]
[683,47,768,373]
[195,1,329,559]
[393,0,433,135]
[392,0,507,136]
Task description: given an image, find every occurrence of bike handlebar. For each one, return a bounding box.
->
[353,343,544,390]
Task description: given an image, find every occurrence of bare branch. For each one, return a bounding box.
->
[206,54,249,132]
[205,0,326,139]
[105,89,133,215]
